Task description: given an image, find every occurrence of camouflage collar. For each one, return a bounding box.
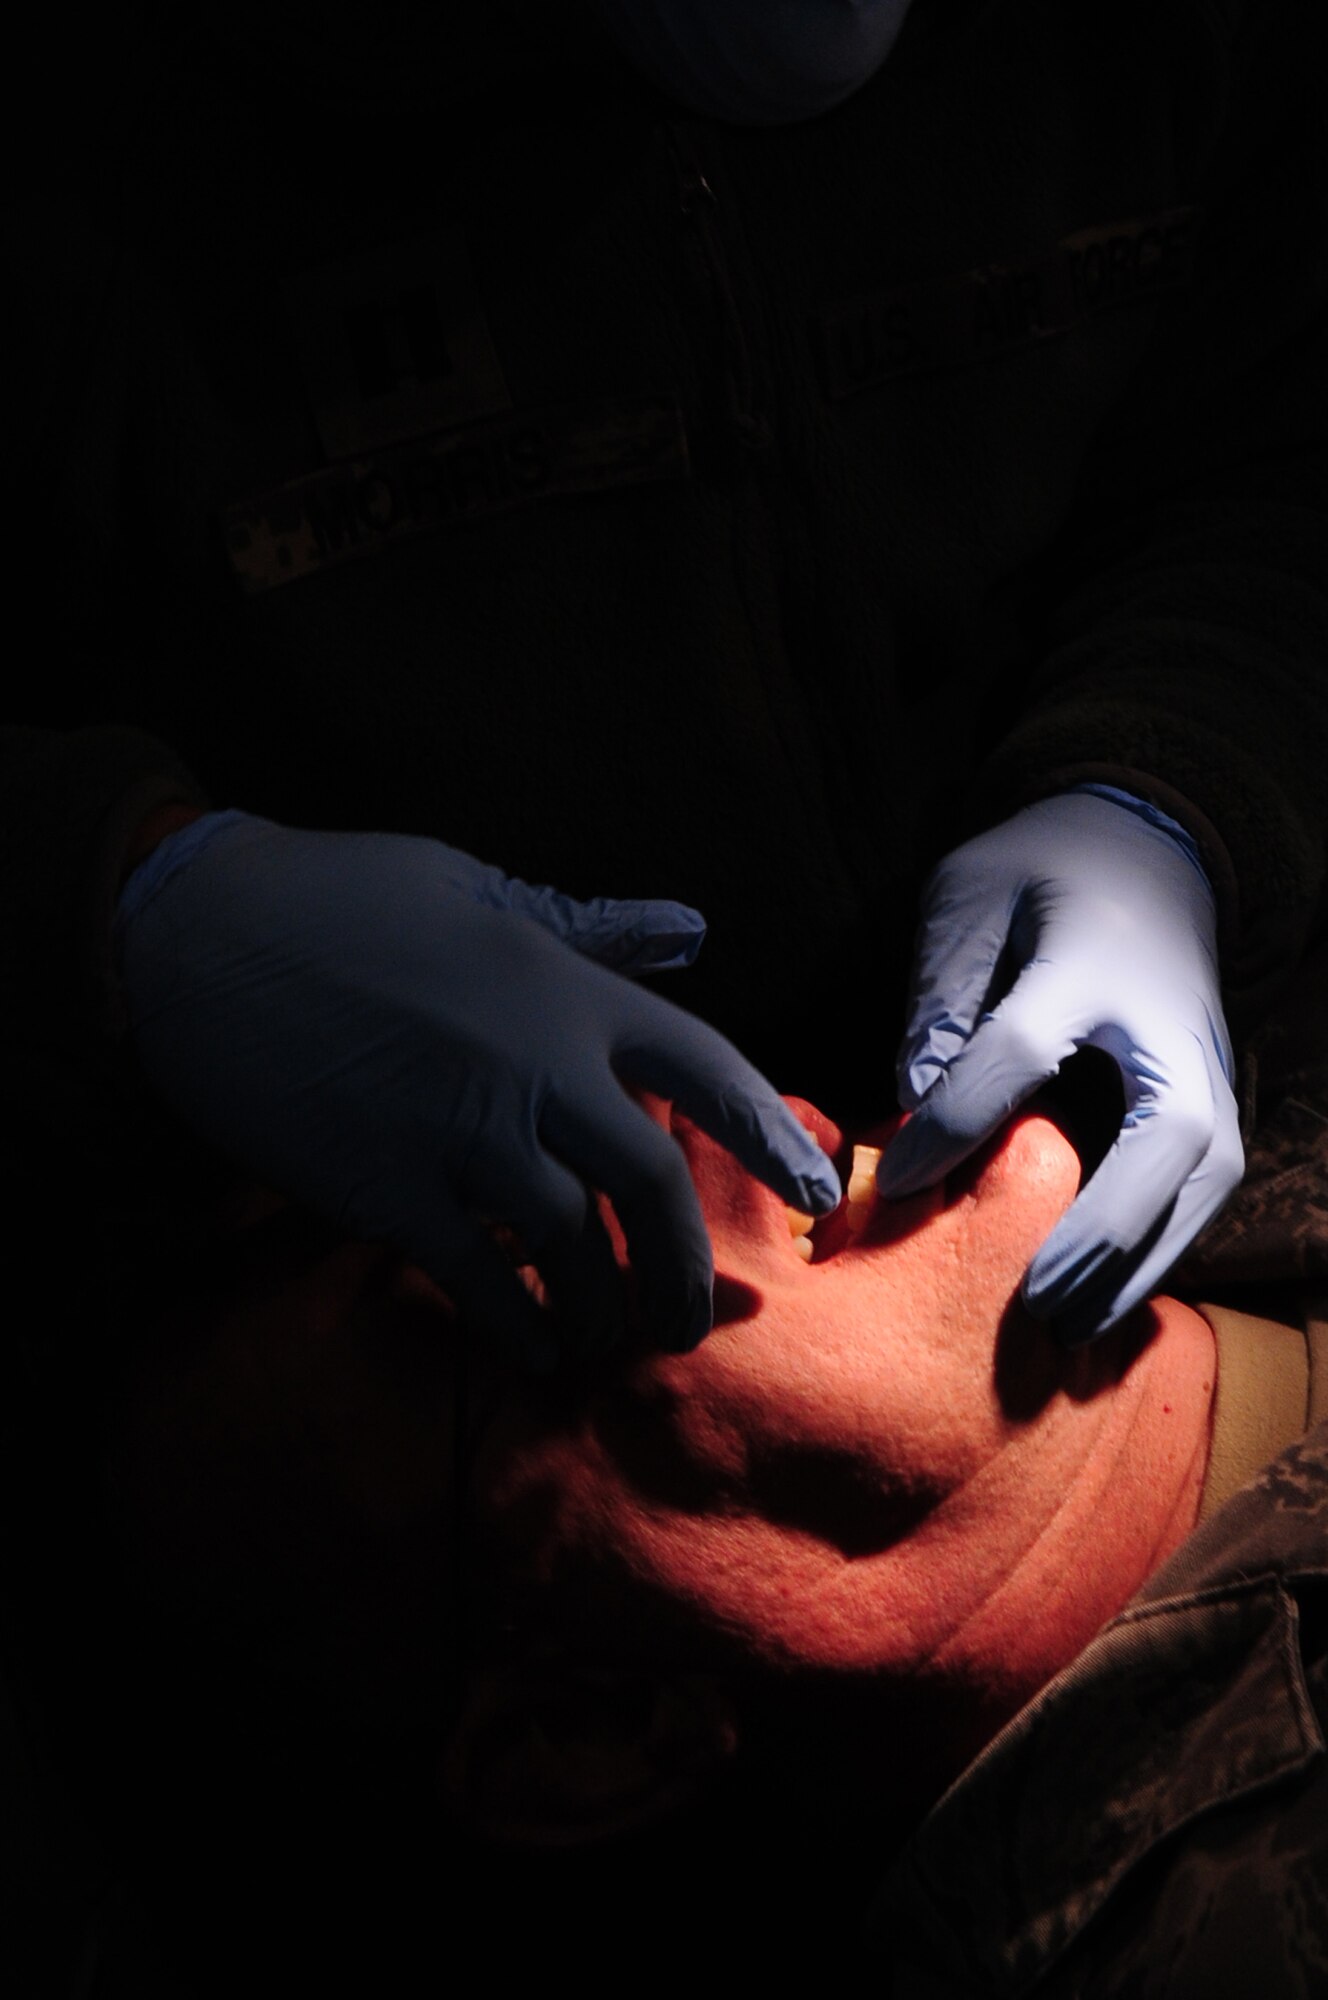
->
[872,1350,1328,1995]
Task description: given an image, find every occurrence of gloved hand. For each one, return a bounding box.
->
[116,810,840,1369]
[877,789,1244,1344]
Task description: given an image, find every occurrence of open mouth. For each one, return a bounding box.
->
[782,1062,1118,1269]
[787,1136,953,1263]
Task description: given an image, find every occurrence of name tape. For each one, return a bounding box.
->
[223,396,690,593]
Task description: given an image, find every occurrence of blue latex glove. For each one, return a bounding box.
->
[116,810,840,1369]
[592,0,914,125]
[877,789,1244,1344]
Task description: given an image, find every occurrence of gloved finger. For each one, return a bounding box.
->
[879,960,1083,1197]
[398,1201,561,1374]
[895,876,1019,1107]
[464,1168,632,1368]
[528,1200,629,1360]
[542,1083,716,1352]
[450,1137,626,1358]
[490,879,708,975]
[1029,1019,1218,1269]
[614,998,841,1215]
[1024,1058,1243,1344]
[426,836,708,971]
[1202,992,1237,1090]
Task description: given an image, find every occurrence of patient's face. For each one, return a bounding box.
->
[110,1093,1212,1796]
[478,1099,1214,1739]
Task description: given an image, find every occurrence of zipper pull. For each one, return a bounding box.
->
[667,126,716,217]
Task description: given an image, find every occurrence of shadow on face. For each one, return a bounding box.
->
[104,1200,462,1732]
[90,1067,1189,1988]
[90,1180,889,1985]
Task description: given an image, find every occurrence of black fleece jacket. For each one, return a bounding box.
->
[4,0,1328,1186]
[5,7,1328,1989]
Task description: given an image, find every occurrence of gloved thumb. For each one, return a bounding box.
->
[494,879,707,974]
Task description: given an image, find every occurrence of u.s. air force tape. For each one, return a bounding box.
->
[814,207,1200,401]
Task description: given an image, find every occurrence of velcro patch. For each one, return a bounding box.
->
[285,232,512,459]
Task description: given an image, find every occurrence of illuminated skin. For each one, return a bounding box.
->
[478,1099,1218,1763]
[113,1102,1218,1803]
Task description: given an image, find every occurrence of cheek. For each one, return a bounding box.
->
[584,1112,1084,1496]
[778,1117,1084,1453]
[657,1242,979,1506]
[974,1114,1082,1245]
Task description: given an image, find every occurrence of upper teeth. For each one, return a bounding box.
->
[786,1143,882,1254]
[845,1144,881,1235]
[847,1144,882,1208]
